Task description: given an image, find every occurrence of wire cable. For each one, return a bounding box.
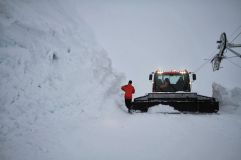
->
[193,59,210,73]
[230,24,241,40]
[230,31,241,43]
[193,51,217,73]
[224,55,240,59]
[225,58,241,69]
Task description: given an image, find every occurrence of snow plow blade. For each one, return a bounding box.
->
[132,92,219,113]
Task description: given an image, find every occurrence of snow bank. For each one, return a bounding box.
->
[0,1,124,159]
[0,0,124,116]
[212,82,241,114]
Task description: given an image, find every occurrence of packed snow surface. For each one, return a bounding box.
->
[0,1,241,160]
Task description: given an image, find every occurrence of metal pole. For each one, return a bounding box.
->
[227,43,241,48]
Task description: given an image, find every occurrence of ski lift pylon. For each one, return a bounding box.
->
[211,32,241,71]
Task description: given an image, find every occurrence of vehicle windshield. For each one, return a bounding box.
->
[157,74,183,84]
[154,73,190,92]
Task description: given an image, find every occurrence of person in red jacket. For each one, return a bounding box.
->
[121,80,135,113]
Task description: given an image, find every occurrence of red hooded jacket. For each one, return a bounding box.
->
[121,84,135,99]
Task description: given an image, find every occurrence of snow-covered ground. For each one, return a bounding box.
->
[0,1,241,160]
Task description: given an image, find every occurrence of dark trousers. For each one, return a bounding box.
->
[125,99,132,110]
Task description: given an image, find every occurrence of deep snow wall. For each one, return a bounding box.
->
[0,0,124,113]
[0,1,123,158]
[213,82,241,114]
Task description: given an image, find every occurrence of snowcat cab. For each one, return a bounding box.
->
[132,69,219,113]
[149,70,195,92]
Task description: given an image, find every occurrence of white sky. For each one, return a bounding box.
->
[78,0,241,97]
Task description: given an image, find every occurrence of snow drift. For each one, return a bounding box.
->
[213,82,241,114]
[0,1,124,159]
[0,0,124,117]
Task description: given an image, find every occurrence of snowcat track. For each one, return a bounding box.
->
[132,93,219,113]
[132,101,219,113]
